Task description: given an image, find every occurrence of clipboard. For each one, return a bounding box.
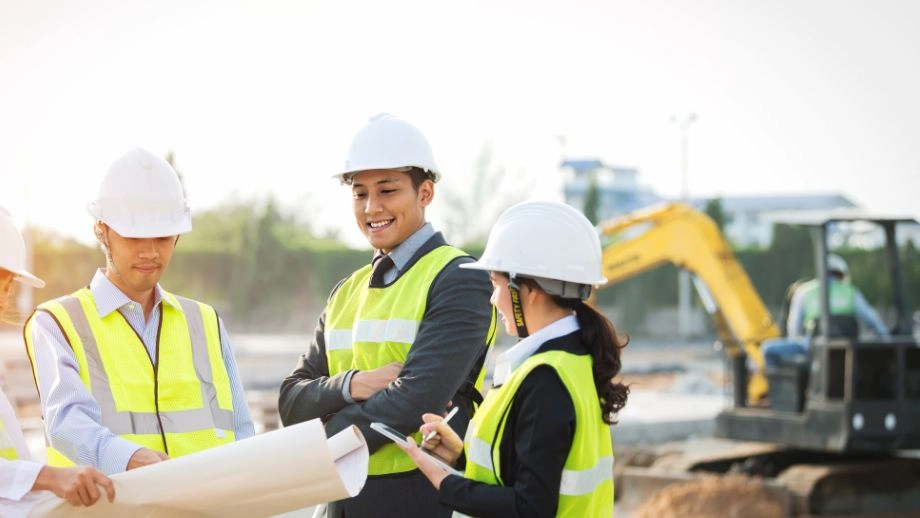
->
[370,422,464,477]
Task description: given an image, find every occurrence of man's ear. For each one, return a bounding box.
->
[418,179,435,207]
[94,223,106,245]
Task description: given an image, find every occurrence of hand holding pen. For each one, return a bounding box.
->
[418,407,463,466]
[423,406,459,442]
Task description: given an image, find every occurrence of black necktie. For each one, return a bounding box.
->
[369,254,395,288]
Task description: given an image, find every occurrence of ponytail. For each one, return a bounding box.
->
[554,296,629,424]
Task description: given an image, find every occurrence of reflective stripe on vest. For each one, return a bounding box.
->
[465,350,614,517]
[24,288,234,466]
[802,279,856,328]
[324,245,496,476]
[325,318,420,351]
[0,418,17,460]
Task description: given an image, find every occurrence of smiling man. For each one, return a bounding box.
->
[279,114,496,518]
[25,149,254,474]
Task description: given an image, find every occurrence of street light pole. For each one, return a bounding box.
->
[671,113,697,339]
[671,113,697,200]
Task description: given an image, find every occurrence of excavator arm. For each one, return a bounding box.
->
[598,203,779,401]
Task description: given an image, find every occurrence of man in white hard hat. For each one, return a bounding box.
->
[0,208,115,514]
[279,114,496,517]
[786,253,888,340]
[24,149,255,474]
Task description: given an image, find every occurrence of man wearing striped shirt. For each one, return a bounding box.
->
[25,149,254,474]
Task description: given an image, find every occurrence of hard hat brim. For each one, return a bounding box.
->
[8,268,45,288]
[332,167,440,183]
[459,259,608,286]
[87,204,192,238]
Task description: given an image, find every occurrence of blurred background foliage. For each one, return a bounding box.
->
[21,198,920,335]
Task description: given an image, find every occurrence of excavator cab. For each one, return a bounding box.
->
[718,213,920,453]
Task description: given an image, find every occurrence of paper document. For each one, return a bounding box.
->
[28,419,368,518]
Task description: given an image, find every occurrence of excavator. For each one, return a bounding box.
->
[600,202,920,515]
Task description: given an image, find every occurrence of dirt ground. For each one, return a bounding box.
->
[631,474,787,518]
[611,345,786,518]
[615,370,726,392]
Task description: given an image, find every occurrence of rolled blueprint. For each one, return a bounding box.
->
[29,419,368,518]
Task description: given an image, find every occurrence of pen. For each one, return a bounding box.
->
[424,406,459,442]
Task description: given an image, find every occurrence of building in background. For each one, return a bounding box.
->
[560,159,662,221]
[560,158,859,248]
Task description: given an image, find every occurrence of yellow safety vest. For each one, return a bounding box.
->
[801,279,857,331]
[465,350,614,517]
[0,417,18,460]
[24,287,235,466]
[324,245,495,476]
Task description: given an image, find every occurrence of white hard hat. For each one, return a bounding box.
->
[87,148,192,238]
[827,253,849,276]
[0,208,45,288]
[461,201,607,297]
[336,114,440,182]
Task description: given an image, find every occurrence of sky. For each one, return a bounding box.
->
[2,0,919,248]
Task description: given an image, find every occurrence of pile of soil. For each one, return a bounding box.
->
[632,474,787,518]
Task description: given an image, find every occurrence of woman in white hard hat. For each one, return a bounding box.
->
[0,208,115,512]
[397,200,628,517]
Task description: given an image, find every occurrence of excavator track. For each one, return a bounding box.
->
[618,439,920,516]
[775,458,920,516]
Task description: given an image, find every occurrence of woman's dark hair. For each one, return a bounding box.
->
[552,295,629,425]
[507,273,629,425]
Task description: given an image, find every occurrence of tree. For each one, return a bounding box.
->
[438,141,532,247]
[164,151,188,199]
[230,196,304,327]
[583,173,600,225]
[752,223,815,307]
[703,197,726,232]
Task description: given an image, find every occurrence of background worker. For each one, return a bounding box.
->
[279,114,496,517]
[0,208,115,511]
[787,253,889,339]
[398,201,628,517]
[25,149,255,474]
[765,254,889,367]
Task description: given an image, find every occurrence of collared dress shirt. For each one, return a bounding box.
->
[378,222,435,285]
[30,269,255,474]
[492,315,580,386]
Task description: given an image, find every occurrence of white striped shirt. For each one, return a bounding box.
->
[0,386,47,517]
[30,269,254,474]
